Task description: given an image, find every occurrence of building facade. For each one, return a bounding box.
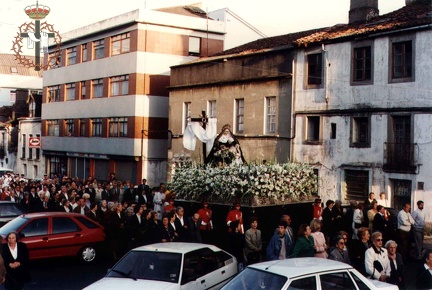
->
[168,0,432,221]
[291,0,432,215]
[0,54,43,173]
[42,7,224,184]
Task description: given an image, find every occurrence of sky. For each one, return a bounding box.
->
[0,0,406,54]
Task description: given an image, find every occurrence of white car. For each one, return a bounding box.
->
[221,258,399,290]
[84,243,237,290]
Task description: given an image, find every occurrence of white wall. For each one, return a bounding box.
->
[292,29,432,221]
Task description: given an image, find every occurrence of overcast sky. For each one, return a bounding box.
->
[1,0,405,54]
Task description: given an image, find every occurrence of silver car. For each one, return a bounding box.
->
[84,243,237,290]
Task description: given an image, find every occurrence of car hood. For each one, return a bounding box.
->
[83,277,181,290]
[368,279,399,290]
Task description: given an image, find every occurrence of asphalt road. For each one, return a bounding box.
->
[25,255,113,290]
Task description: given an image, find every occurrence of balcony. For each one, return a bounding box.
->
[383,142,418,174]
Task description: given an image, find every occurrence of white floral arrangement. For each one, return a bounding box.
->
[168,162,318,205]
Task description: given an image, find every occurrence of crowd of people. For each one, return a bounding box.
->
[0,172,431,289]
[236,194,430,290]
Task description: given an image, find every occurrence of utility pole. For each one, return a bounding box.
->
[190,110,208,163]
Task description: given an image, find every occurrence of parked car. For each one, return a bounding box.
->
[221,258,398,290]
[84,243,237,290]
[0,212,105,262]
[0,201,26,227]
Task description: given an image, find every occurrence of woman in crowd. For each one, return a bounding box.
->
[291,224,315,258]
[365,232,391,281]
[329,235,351,264]
[310,218,327,259]
[149,211,161,243]
[160,214,175,243]
[1,232,31,290]
[385,240,404,288]
[350,227,370,275]
[244,216,262,265]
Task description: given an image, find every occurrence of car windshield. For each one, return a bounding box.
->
[0,216,29,235]
[0,204,24,217]
[222,267,287,290]
[106,250,182,283]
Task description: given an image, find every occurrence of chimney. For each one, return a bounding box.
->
[349,0,379,24]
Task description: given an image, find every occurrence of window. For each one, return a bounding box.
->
[189,36,201,56]
[47,120,59,136]
[65,119,74,136]
[353,46,372,82]
[48,85,60,102]
[67,47,76,65]
[391,40,413,80]
[111,33,130,55]
[21,134,26,159]
[48,52,61,68]
[208,100,216,118]
[82,44,88,62]
[93,39,104,59]
[21,218,49,237]
[80,81,86,99]
[109,117,128,137]
[66,83,75,101]
[306,116,320,142]
[79,119,86,137]
[307,52,323,86]
[345,169,369,201]
[265,97,276,134]
[28,134,33,159]
[110,75,129,96]
[235,99,244,133]
[52,217,79,234]
[91,118,102,137]
[92,79,103,98]
[183,102,191,130]
[288,276,317,289]
[351,116,370,147]
[320,272,356,290]
[330,123,337,139]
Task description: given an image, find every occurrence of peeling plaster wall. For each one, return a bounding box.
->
[292,29,432,221]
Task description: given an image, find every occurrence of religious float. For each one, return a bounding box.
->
[168,119,319,246]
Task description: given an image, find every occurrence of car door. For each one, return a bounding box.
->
[181,250,205,290]
[319,271,357,290]
[287,275,317,290]
[19,217,49,259]
[48,216,82,258]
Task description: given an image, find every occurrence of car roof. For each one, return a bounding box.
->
[248,258,353,278]
[20,212,86,218]
[133,242,223,254]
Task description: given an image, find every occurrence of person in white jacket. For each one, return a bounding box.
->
[365,231,391,282]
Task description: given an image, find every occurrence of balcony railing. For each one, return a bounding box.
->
[383,142,418,173]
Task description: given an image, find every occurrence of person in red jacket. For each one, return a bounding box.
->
[198,201,213,244]
[226,201,244,271]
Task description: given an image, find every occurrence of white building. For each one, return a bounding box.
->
[291,0,432,220]
[0,53,43,173]
[42,6,225,184]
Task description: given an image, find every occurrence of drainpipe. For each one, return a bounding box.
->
[289,54,298,162]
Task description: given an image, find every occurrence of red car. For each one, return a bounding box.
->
[0,212,105,262]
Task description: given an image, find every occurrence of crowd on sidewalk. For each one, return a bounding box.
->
[0,172,431,289]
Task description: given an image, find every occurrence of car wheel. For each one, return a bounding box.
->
[80,246,96,263]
